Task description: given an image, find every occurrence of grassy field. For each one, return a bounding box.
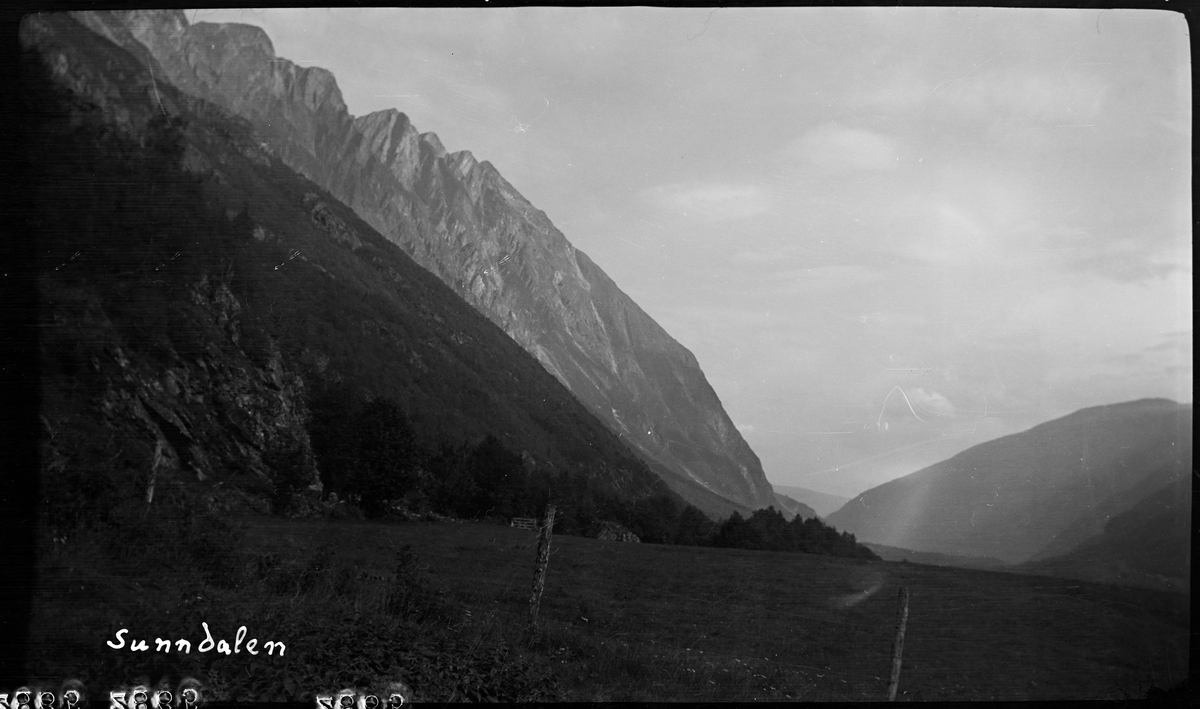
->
[26,513,1189,702]
[254,518,1191,702]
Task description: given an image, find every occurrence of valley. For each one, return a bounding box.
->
[772,484,851,518]
[11,8,1192,704]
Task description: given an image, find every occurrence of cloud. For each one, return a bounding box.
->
[785,124,898,171]
[730,247,798,265]
[641,182,771,220]
[885,198,1000,267]
[1145,330,1193,353]
[765,264,885,294]
[1049,237,1190,283]
[941,71,1109,125]
[849,64,1109,128]
[905,387,957,418]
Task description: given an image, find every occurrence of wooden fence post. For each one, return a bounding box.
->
[526,504,556,635]
[887,587,910,701]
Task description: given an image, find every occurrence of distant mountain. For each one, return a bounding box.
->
[825,399,1192,565]
[20,13,681,522]
[771,492,818,521]
[1014,473,1191,594]
[772,484,850,518]
[68,9,777,517]
[863,543,1008,570]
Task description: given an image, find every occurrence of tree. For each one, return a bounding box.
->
[630,494,679,544]
[348,397,418,517]
[746,507,788,551]
[673,505,713,546]
[307,386,362,499]
[262,433,311,515]
[466,434,527,519]
[714,511,754,549]
[427,442,479,518]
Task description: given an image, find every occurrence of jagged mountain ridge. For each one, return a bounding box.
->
[21,12,679,517]
[825,399,1192,566]
[71,9,778,514]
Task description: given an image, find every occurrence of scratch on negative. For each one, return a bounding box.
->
[688,9,716,41]
[926,50,1007,103]
[146,49,166,115]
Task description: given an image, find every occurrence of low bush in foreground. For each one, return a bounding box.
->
[26,487,560,702]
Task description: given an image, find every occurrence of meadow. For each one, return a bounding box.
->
[26,511,1189,702]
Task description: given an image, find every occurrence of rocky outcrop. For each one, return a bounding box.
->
[56,269,322,513]
[592,521,641,543]
[304,193,364,250]
[76,9,777,514]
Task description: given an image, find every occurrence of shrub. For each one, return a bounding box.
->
[262,433,312,516]
[384,544,457,624]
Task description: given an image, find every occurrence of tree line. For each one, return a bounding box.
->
[297,389,878,561]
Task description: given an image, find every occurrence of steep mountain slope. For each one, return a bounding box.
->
[772,484,850,518]
[21,12,679,520]
[1014,473,1191,593]
[70,9,777,515]
[825,399,1192,564]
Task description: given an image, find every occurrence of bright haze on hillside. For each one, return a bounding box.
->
[193,7,1192,499]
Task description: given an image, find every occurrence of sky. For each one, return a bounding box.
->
[194,7,1191,499]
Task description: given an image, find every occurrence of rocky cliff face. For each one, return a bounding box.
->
[74,9,777,513]
[41,268,322,519]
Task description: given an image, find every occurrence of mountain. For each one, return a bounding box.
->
[68,9,778,516]
[20,12,682,525]
[825,399,1192,565]
[771,492,818,521]
[772,484,850,518]
[1013,473,1191,593]
[863,543,1008,570]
